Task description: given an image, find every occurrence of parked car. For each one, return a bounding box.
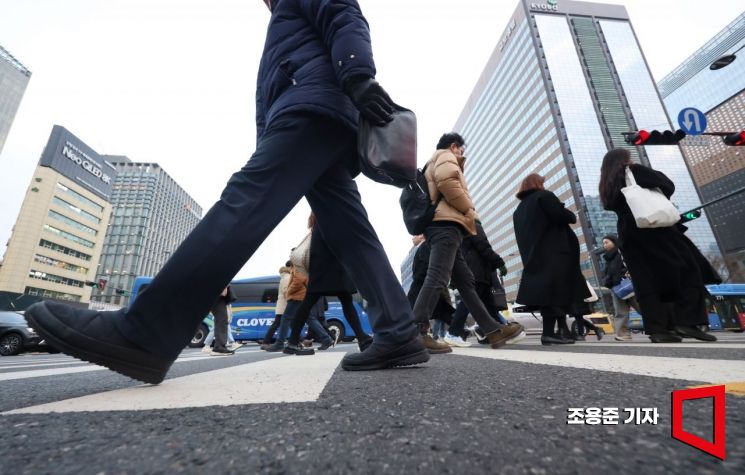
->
[0,311,53,356]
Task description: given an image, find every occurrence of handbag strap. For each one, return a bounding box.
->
[624,166,637,187]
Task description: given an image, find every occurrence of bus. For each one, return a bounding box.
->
[129,275,373,347]
[627,283,745,333]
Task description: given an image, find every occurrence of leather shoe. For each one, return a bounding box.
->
[541,335,575,345]
[649,332,683,343]
[673,325,717,342]
[283,343,315,355]
[358,336,373,352]
[341,336,429,371]
[24,301,174,384]
[487,323,525,348]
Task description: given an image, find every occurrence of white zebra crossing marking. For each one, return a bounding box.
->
[5,352,345,414]
[451,347,745,383]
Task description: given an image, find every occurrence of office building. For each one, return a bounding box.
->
[91,158,202,307]
[0,44,31,155]
[659,12,745,281]
[455,0,723,299]
[0,126,115,303]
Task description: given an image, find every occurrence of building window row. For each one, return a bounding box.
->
[38,239,93,261]
[43,224,95,248]
[33,253,89,274]
[25,286,81,302]
[52,196,102,224]
[55,182,104,214]
[48,210,98,236]
[39,239,93,261]
[28,269,85,288]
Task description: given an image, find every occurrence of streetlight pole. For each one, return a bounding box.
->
[710,43,745,70]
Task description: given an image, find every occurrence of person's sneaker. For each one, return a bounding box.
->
[265,341,285,352]
[24,301,174,385]
[341,336,430,371]
[227,342,242,351]
[595,328,605,341]
[358,336,373,352]
[317,340,333,351]
[505,329,527,345]
[422,334,452,354]
[649,332,683,343]
[210,348,235,356]
[443,333,471,348]
[614,335,626,341]
[283,343,315,355]
[574,334,586,342]
[302,339,314,348]
[673,325,717,342]
[201,345,211,353]
[259,343,271,350]
[486,323,525,348]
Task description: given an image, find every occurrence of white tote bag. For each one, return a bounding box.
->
[621,167,680,228]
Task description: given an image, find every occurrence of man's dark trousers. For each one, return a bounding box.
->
[210,300,230,351]
[412,226,500,336]
[116,113,418,359]
[449,282,508,338]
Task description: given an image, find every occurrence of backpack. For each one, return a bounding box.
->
[399,165,441,235]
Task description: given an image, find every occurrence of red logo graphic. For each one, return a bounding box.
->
[671,385,726,460]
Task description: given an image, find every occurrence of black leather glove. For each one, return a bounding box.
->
[345,77,395,126]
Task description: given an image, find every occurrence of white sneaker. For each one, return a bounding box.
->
[228,342,242,351]
[201,345,211,353]
[443,333,472,348]
[506,330,526,345]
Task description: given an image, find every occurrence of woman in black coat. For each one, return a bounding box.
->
[598,148,716,343]
[513,174,590,345]
[287,216,373,352]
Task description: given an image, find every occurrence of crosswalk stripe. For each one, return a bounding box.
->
[513,341,745,349]
[0,353,234,382]
[452,347,745,383]
[4,352,345,414]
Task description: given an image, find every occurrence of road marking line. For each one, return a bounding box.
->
[0,353,238,382]
[0,361,98,371]
[513,341,745,349]
[688,381,745,397]
[452,348,745,383]
[4,353,344,414]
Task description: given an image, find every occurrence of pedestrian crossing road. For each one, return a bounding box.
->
[2,335,744,473]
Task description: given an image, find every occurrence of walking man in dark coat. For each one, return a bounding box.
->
[25,0,427,383]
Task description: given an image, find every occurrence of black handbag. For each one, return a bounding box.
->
[357,105,417,188]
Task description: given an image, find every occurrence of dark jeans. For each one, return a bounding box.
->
[449,282,508,337]
[274,301,300,344]
[288,292,368,345]
[262,313,282,344]
[412,226,500,336]
[117,114,418,359]
[637,286,707,335]
[572,315,597,335]
[209,300,229,351]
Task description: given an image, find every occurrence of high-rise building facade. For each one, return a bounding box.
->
[0,44,31,156]
[455,0,723,300]
[658,12,745,281]
[91,159,202,307]
[0,126,115,303]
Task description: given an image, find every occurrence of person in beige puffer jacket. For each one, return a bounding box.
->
[260,263,293,349]
[413,132,524,353]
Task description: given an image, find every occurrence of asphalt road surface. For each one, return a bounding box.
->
[2,334,744,474]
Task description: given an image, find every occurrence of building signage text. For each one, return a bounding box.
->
[62,141,111,185]
[530,1,559,12]
[498,19,518,51]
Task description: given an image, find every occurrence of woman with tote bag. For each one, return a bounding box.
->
[598,149,717,343]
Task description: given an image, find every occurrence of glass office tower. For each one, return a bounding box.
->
[455,0,723,299]
[0,44,31,156]
[92,158,202,307]
[659,12,745,281]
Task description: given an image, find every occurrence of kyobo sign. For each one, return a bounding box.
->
[530,0,559,11]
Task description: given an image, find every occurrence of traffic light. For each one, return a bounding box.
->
[114,288,130,296]
[624,129,686,146]
[723,131,745,146]
[680,209,702,223]
[84,281,98,288]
